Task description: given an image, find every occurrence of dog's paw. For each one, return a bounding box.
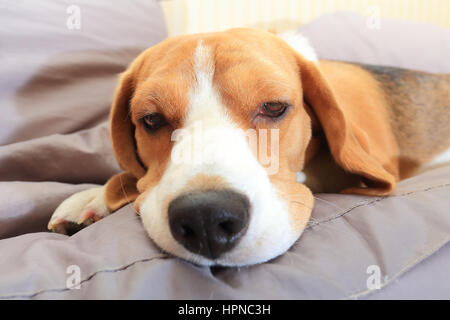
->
[48,187,110,235]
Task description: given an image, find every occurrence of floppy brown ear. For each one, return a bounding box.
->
[296,57,399,195]
[106,71,146,211]
[110,71,147,179]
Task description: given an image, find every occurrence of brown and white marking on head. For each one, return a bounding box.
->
[278,31,318,63]
[138,40,306,266]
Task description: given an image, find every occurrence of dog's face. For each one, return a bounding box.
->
[110,28,397,266]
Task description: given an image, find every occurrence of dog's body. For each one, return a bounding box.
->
[48,29,450,266]
[302,61,450,192]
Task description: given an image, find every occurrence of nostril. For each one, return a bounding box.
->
[180,224,195,238]
[217,219,243,237]
[218,221,234,234]
[170,219,202,253]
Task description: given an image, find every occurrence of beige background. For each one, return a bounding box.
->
[160,0,450,36]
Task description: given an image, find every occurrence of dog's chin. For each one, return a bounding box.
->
[143,224,306,267]
[170,237,303,267]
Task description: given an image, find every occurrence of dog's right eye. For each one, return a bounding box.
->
[141,113,167,132]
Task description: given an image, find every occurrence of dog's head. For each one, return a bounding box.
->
[108,28,397,266]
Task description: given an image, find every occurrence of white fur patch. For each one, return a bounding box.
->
[48,187,109,229]
[139,41,301,266]
[418,147,450,173]
[428,147,450,166]
[278,31,318,62]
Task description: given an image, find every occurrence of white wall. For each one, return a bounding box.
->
[160,0,450,36]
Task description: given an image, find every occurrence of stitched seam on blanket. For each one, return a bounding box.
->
[0,255,169,299]
[343,236,450,300]
[1,182,449,299]
[305,182,450,229]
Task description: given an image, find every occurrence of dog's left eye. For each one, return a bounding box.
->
[141,113,167,132]
[258,102,289,118]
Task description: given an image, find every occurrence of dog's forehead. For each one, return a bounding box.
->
[131,29,300,125]
[143,29,295,79]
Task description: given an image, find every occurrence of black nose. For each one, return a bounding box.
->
[168,189,250,260]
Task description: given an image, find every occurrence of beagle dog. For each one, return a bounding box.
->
[48,28,450,267]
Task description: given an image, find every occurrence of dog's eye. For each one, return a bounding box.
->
[141,113,167,132]
[259,102,289,118]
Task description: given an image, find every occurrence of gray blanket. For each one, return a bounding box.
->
[0,165,449,299]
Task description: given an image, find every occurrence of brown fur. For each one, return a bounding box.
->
[103,28,449,212]
[104,172,139,211]
[356,64,450,178]
[299,59,399,195]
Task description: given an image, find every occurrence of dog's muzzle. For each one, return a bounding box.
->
[168,189,250,260]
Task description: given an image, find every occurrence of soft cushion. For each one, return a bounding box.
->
[299,11,450,72]
[0,0,167,145]
[0,0,167,237]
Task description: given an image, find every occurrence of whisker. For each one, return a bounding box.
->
[313,196,344,211]
[119,175,141,217]
[289,200,313,210]
[306,216,321,224]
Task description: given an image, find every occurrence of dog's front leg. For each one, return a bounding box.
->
[48,172,139,235]
[48,187,110,235]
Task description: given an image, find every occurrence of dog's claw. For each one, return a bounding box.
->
[49,219,88,236]
[77,210,102,224]
[48,187,110,236]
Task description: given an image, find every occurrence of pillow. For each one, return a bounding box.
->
[0,0,167,236]
[298,11,450,73]
[0,0,167,145]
